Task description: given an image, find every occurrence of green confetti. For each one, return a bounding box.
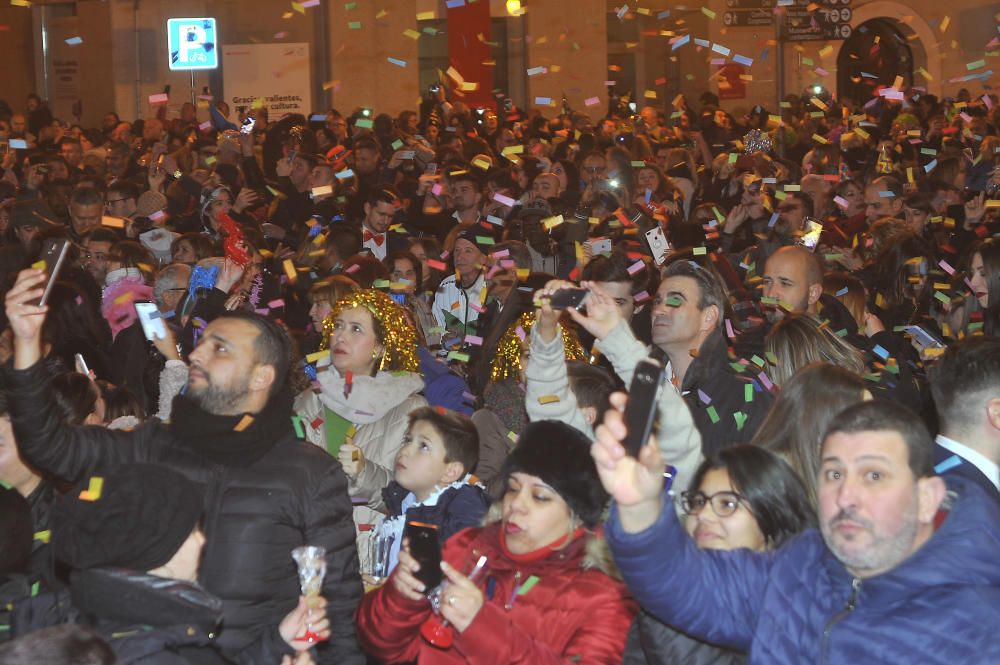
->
[744,383,753,403]
[693,246,707,256]
[31,582,40,597]
[355,118,373,129]
[834,328,848,337]
[291,416,304,439]
[765,351,778,365]
[664,296,683,307]
[734,411,748,431]
[391,139,404,150]
[934,291,951,304]
[518,575,540,595]
[448,351,470,362]
[750,355,765,368]
[706,406,720,424]
[348,21,362,29]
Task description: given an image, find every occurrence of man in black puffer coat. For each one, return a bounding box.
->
[3,267,365,664]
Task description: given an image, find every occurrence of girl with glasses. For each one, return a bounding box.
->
[623,445,813,665]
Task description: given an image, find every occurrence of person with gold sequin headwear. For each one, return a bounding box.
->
[293,289,428,573]
[471,311,586,495]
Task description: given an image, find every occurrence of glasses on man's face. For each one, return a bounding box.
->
[84,252,108,262]
[680,490,746,518]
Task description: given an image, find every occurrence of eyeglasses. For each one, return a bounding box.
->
[680,490,747,518]
[777,204,801,212]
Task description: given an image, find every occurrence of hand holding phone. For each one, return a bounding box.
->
[135,301,168,340]
[404,522,442,593]
[622,358,665,458]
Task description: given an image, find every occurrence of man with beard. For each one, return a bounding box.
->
[598,398,1000,664]
[568,259,772,454]
[2,268,365,664]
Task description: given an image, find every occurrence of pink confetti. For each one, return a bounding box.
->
[627,261,646,275]
[939,259,956,275]
[493,192,515,207]
[464,334,484,346]
[585,96,600,106]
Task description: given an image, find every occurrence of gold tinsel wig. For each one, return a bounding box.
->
[490,312,586,382]
[322,289,420,373]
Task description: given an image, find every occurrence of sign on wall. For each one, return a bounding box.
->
[222,43,312,119]
[167,18,219,71]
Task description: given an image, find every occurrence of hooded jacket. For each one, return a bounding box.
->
[3,360,365,664]
[357,524,637,665]
[606,477,1000,665]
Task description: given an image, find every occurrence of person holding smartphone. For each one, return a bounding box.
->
[357,420,637,664]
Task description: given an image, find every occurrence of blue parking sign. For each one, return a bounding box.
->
[167,18,219,71]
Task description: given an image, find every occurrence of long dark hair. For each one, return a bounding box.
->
[973,238,1000,337]
[689,445,814,549]
[752,363,867,509]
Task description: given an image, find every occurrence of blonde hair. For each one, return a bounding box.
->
[765,313,866,385]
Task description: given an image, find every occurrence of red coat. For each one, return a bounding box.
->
[356,524,637,664]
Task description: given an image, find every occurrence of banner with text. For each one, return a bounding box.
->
[222,43,312,120]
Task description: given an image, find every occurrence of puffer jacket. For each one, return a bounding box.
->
[357,524,637,665]
[606,477,1000,665]
[11,568,294,664]
[296,366,427,572]
[3,360,365,664]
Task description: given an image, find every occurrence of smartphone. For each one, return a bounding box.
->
[622,358,665,458]
[398,150,415,160]
[9,139,27,150]
[404,522,442,592]
[240,116,255,134]
[74,353,90,376]
[549,287,589,311]
[645,227,671,265]
[586,237,612,256]
[37,239,71,307]
[799,218,824,252]
[135,301,167,341]
[902,325,945,350]
[424,162,438,176]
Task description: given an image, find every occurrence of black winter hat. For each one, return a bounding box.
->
[455,221,503,256]
[500,420,609,528]
[51,464,204,572]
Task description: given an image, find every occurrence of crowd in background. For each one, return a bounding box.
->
[0,78,998,664]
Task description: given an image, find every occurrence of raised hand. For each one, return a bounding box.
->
[4,269,48,369]
[591,392,665,533]
[567,281,623,342]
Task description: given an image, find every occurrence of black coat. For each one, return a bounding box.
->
[11,568,296,665]
[655,327,773,456]
[622,609,746,665]
[3,361,365,664]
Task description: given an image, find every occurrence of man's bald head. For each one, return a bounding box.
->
[762,246,824,321]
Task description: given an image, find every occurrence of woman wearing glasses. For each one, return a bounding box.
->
[623,445,813,665]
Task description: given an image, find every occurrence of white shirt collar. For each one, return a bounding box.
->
[936,434,1000,490]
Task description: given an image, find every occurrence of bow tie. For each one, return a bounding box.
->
[364,229,385,246]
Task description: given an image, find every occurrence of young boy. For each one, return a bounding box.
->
[370,407,490,580]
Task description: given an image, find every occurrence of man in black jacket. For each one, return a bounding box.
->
[3,267,365,664]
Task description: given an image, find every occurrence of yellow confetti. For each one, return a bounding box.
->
[78,476,104,502]
[233,415,255,432]
[403,28,421,39]
[939,16,950,32]
[538,395,561,405]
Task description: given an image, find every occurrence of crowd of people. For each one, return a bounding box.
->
[0,79,998,665]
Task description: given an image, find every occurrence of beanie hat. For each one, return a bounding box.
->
[500,421,608,528]
[455,221,502,256]
[51,464,203,572]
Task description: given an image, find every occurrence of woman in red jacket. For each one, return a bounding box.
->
[356,420,637,665]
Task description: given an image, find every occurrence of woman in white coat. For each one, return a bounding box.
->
[295,289,427,572]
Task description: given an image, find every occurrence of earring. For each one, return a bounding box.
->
[378,352,387,372]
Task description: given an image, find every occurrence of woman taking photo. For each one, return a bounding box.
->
[623,445,814,665]
[357,420,636,664]
[295,289,427,571]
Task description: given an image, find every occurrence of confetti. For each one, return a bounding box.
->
[78,476,104,502]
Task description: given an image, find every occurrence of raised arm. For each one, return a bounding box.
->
[4,269,152,482]
[594,393,768,650]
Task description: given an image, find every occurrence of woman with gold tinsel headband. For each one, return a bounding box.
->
[471,311,586,496]
[294,289,427,572]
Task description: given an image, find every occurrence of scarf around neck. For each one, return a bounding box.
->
[169,389,295,467]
